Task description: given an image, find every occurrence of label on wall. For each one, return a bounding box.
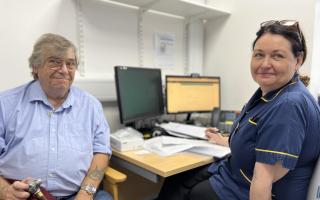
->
[154,32,175,68]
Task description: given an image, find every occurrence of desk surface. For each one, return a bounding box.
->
[112,149,214,178]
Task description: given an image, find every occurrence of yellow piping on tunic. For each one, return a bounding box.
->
[255,148,299,158]
[248,118,257,125]
[239,169,251,183]
[240,168,276,197]
[261,81,297,102]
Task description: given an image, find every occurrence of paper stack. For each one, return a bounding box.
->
[143,136,231,158]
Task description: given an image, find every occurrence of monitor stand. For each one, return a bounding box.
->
[185,113,195,125]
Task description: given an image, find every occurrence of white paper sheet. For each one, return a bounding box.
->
[143,136,231,158]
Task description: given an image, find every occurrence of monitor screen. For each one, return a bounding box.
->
[114,66,164,124]
[166,76,220,113]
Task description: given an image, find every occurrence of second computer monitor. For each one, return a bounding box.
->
[166,76,220,114]
[114,66,164,124]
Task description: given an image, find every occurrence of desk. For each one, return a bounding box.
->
[111,149,214,183]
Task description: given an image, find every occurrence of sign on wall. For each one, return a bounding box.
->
[154,32,175,68]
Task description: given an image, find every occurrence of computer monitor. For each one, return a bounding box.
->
[166,75,220,115]
[114,66,164,125]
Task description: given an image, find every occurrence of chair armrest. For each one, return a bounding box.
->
[104,167,127,184]
[104,167,127,200]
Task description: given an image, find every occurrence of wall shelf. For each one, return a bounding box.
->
[74,74,116,102]
[75,0,231,101]
[105,0,230,20]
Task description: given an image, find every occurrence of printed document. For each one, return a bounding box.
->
[159,122,207,139]
[143,136,230,157]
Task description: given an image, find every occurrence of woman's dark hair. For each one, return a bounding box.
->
[252,21,309,86]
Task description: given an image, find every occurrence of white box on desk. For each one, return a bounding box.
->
[110,127,144,151]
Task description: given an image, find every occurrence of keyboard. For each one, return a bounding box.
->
[159,122,207,139]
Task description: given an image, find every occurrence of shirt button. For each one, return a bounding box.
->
[48,172,55,177]
[51,147,55,151]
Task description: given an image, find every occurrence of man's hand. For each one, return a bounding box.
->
[0,179,30,200]
[205,127,229,147]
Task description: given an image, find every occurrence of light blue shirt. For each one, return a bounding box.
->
[0,80,111,196]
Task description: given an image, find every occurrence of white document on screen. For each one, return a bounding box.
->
[143,136,230,158]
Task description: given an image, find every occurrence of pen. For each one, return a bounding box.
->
[216,132,223,137]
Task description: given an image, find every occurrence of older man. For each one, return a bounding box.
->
[0,33,112,200]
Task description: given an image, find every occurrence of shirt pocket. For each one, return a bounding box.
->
[24,136,48,170]
[62,122,92,152]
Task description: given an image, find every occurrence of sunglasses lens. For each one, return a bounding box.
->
[261,20,276,27]
[280,20,298,26]
[261,20,298,27]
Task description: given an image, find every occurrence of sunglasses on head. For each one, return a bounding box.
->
[260,20,302,44]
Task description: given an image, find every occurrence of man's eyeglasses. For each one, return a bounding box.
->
[46,57,77,71]
[260,20,302,44]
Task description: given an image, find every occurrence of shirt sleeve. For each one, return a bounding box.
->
[0,101,5,155]
[92,101,112,156]
[255,99,306,169]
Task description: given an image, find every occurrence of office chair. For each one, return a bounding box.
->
[307,157,320,200]
[104,167,127,200]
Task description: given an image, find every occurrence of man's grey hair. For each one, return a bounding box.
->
[28,33,78,79]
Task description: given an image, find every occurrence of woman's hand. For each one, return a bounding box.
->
[205,127,229,147]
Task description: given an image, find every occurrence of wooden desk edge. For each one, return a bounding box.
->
[112,150,214,177]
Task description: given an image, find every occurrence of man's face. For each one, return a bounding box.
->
[33,48,77,99]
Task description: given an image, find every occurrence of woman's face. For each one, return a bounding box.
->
[251,33,302,95]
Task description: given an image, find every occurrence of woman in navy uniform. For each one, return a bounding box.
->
[156,20,320,200]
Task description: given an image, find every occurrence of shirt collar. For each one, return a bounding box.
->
[27,80,74,110]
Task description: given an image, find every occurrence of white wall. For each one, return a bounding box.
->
[78,0,187,77]
[0,0,317,130]
[0,0,188,132]
[204,0,316,110]
[0,0,77,91]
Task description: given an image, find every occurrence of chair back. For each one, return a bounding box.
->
[307,158,320,200]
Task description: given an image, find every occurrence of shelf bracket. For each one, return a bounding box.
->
[75,0,86,76]
[137,0,160,67]
[137,9,144,67]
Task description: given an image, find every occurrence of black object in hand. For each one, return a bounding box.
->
[27,179,47,200]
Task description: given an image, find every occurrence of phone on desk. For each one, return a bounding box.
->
[211,108,237,134]
[211,108,221,127]
[110,127,144,151]
[112,127,143,139]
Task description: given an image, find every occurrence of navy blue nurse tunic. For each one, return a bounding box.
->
[208,76,320,200]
